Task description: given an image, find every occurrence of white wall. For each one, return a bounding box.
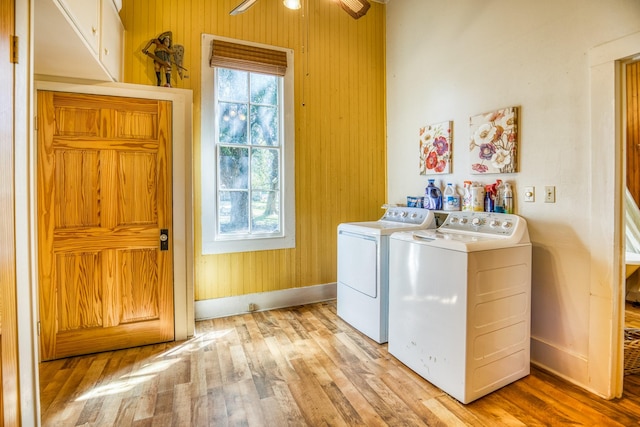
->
[386,0,640,397]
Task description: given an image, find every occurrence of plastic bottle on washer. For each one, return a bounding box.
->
[462,181,473,211]
[493,179,505,213]
[425,179,443,210]
[484,185,495,212]
[471,182,485,212]
[443,183,460,211]
[503,182,514,214]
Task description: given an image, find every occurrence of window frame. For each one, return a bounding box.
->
[201,34,295,255]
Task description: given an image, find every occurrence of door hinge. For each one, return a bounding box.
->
[10,36,18,64]
[37,321,41,336]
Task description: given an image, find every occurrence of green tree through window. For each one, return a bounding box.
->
[216,68,282,236]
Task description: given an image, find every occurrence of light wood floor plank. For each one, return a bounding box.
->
[39,301,640,426]
[206,386,229,426]
[288,358,348,426]
[309,334,387,426]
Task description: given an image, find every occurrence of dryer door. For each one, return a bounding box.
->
[337,231,378,297]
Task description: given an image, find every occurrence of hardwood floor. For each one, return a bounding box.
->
[40,301,640,426]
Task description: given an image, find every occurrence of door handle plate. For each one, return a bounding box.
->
[160,229,169,251]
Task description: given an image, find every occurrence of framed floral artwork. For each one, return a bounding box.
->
[419,120,452,175]
[469,106,518,174]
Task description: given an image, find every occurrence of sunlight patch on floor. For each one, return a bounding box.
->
[73,329,233,402]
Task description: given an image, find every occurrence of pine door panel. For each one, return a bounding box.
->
[1,0,17,421]
[38,91,174,361]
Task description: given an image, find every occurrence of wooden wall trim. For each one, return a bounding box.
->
[0,0,20,423]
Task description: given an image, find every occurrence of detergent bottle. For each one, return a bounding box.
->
[425,179,443,210]
[443,183,460,211]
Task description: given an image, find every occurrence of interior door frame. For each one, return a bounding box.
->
[589,31,640,399]
[33,79,195,350]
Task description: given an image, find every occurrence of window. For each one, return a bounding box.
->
[201,35,295,254]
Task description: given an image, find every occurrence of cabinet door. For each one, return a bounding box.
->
[58,0,100,54]
[101,0,124,81]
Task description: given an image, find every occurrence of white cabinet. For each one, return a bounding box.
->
[35,0,124,82]
[100,0,124,81]
[58,0,101,55]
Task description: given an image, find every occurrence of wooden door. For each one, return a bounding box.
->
[37,91,175,361]
[0,0,19,421]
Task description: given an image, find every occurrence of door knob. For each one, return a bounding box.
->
[160,229,169,251]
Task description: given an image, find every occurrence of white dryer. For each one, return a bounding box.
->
[337,207,437,343]
[388,211,531,404]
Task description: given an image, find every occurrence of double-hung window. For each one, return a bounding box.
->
[201,35,295,254]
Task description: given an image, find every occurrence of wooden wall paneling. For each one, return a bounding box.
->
[629,61,640,207]
[120,0,386,300]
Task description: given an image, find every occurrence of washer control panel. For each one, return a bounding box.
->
[439,212,520,236]
[380,207,432,225]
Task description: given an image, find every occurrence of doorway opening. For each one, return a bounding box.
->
[624,58,640,381]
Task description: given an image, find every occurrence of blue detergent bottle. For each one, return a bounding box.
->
[425,179,443,210]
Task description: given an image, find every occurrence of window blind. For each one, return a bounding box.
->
[210,40,287,76]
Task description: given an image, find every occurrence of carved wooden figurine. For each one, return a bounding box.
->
[142,31,186,87]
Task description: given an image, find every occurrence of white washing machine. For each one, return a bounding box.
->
[388,211,531,404]
[337,207,438,343]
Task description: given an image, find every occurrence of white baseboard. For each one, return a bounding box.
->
[194,282,337,320]
[530,335,589,392]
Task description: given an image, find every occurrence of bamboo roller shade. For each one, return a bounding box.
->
[210,40,287,76]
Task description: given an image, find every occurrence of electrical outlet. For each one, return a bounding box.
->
[544,186,556,203]
[524,186,535,202]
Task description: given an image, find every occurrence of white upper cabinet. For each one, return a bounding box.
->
[100,0,124,81]
[35,0,124,82]
[57,0,101,55]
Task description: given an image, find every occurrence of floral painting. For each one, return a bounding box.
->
[469,106,518,174]
[419,121,452,175]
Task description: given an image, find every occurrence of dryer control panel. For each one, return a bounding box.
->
[380,207,432,225]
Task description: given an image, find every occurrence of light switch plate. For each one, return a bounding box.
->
[545,186,556,203]
[524,186,535,202]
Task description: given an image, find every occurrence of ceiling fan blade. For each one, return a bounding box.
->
[339,0,371,19]
[230,0,259,15]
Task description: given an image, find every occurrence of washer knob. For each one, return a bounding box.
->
[472,217,482,226]
[502,221,513,229]
[490,220,500,228]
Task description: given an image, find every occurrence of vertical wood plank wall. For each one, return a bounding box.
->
[628,61,640,207]
[120,0,387,300]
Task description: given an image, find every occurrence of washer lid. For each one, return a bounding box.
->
[339,220,432,236]
[412,229,521,251]
[338,208,436,236]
